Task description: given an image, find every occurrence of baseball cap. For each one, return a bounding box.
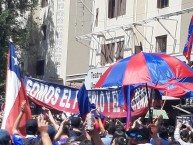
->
[25,119,38,135]
[0,129,11,145]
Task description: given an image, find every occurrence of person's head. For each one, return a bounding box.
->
[158,125,168,139]
[167,125,175,137]
[25,119,38,135]
[70,117,81,128]
[168,141,181,145]
[63,126,70,136]
[113,130,125,138]
[180,129,189,142]
[111,137,127,145]
[115,124,125,132]
[105,123,116,135]
[0,129,11,145]
[126,126,151,145]
[111,130,126,145]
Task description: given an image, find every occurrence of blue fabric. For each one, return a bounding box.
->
[77,84,91,117]
[12,133,38,145]
[143,53,175,84]
[9,43,21,79]
[183,15,193,60]
[57,138,68,144]
[101,56,133,87]
[150,137,169,145]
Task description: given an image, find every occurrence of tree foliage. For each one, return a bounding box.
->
[0,0,38,92]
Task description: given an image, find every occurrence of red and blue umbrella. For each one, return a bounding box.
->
[95,52,193,89]
[95,52,193,129]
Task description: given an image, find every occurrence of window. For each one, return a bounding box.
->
[156,35,167,52]
[134,42,143,54]
[41,0,48,8]
[157,0,169,9]
[41,25,47,40]
[134,46,143,54]
[100,43,115,66]
[101,41,125,65]
[108,0,126,18]
[115,41,124,60]
[36,60,45,76]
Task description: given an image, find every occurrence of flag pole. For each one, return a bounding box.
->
[145,83,153,123]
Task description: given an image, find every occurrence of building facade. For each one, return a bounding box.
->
[77,0,193,89]
[24,0,193,89]
[25,0,92,86]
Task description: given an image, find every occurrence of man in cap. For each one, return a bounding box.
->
[12,100,38,145]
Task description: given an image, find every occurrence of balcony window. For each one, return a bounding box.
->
[108,0,126,18]
[157,0,169,9]
[156,35,167,53]
[101,43,115,66]
[115,41,124,60]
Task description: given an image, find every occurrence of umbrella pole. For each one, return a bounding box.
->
[145,83,153,123]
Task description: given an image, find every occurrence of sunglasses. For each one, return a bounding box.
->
[128,132,144,141]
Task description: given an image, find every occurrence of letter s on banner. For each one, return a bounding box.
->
[25,80,33,96]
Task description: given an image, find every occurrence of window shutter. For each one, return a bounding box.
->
[109,43,115,63]
[100,44,106,66]
[121,0,126,15]
[115,0,119,17]
[157,0,161,8]
[116,41,124,60]
[108,0,113,18]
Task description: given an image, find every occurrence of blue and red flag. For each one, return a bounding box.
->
[183,15,193,60]
[125,86,131,131]
[77,84,91,119]
[2,42,31,135]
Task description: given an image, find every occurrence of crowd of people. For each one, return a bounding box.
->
[0,99,193,145]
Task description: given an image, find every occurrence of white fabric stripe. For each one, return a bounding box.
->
[1,70,21,129]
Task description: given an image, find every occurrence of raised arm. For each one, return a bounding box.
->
[37,115,52,145]
[12,100,26,134]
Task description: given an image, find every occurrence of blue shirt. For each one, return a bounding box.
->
[150,137,169,145]
[12,133,38,145]
[101,135,113,145]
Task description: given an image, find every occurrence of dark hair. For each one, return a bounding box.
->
[180,130,189,142]
[113,130,125,138]
[167,125,175,136]
[115,124,125,132]
[62,126,69,136]
[168,141,181,145]
[111,130,126,145]
[114,137,127,145]
[25,119,38,135]
[79,139,92,145]
[105,124,115,135]
[158,125,168,139]
[70,117,81,128]
[190,132,193,142]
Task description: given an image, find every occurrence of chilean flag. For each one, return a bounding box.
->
[1,42,31,135]
[183,15,193,60]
